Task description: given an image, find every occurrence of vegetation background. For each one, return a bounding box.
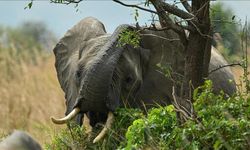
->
[0,22,65,145]
[0,2,249,149]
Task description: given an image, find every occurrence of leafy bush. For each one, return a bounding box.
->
[46,80,250,149]
[123,105,176,150]
[121,80,250,150]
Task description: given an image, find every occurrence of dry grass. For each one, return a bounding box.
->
[0,45,66,146]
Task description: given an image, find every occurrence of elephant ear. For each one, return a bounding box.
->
[53,17,106,115]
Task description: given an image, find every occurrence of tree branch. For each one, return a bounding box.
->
[181,0,192,12]
[149,0,184,34]
[113,0,157,14]
[209,63,242,74]
[140,33,180,42]
[50,0,83,5]
[161,1,194,19]
[172,86,194,121]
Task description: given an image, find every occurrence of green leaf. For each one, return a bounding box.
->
[118,29,140,48]
[166,105,174,113]
[213,140,223,150]
[25,1,33,9]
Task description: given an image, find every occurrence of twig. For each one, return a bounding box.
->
[209,63,242,74]
[172,86,193,121]
[189,20,213,39]
[161,1,194,20]
[138,25,171,32]
[212,20,241,25]
[181,0,191,12]
[140,33,180,42]
[193,1,210,18]
[50,0,83,5]
[113,0,157,14]
[149,0,183,34]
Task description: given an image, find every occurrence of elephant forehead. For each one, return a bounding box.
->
[78,35,110,70]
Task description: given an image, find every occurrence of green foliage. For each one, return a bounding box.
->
[124,119,146,149]
[210,3,241,55]
[46,80,250,149]
[178,80,250,149]
[156,63,173,79]
[156,63,182,86]
[122,80,250,149]
[118,29,140,48]
[45,109,143,150]
[24,1,33,9]
[122,105,176,150]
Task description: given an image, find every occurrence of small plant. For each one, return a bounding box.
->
[122,105,176,150]
[118,29,140,48]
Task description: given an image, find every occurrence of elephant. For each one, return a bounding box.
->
[0,131,42,150]
[51,17,236,143]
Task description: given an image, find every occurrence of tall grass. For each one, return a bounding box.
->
[0,33,65,146]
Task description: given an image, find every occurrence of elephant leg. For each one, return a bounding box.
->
[82,113,93,137]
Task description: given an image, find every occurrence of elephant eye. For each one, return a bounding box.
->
[76,70,81,79]
[125,76,133,84]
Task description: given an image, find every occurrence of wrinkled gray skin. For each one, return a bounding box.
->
[0,131,42,150]
[53,17,236,126]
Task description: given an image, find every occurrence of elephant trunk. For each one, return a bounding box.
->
[74,25,133,112]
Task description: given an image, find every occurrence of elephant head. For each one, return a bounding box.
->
[51,17,150,143]
[51,17,236,143]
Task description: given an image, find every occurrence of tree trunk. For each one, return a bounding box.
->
[179,0,211,123]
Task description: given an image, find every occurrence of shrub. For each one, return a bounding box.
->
[45,109,143,150]
[122,80,250,149]
[46,81,250,149]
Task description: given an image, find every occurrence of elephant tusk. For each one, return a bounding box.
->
[93,111,114,143]
[83,113,93,136]
[50,108,80,124]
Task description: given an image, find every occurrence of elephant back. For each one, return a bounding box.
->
[208,47,237,95]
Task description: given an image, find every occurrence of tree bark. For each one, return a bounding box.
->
[179,0,211,123]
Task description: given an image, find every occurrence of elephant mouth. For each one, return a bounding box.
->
[50,108,114,144]
[50,72,122,143]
